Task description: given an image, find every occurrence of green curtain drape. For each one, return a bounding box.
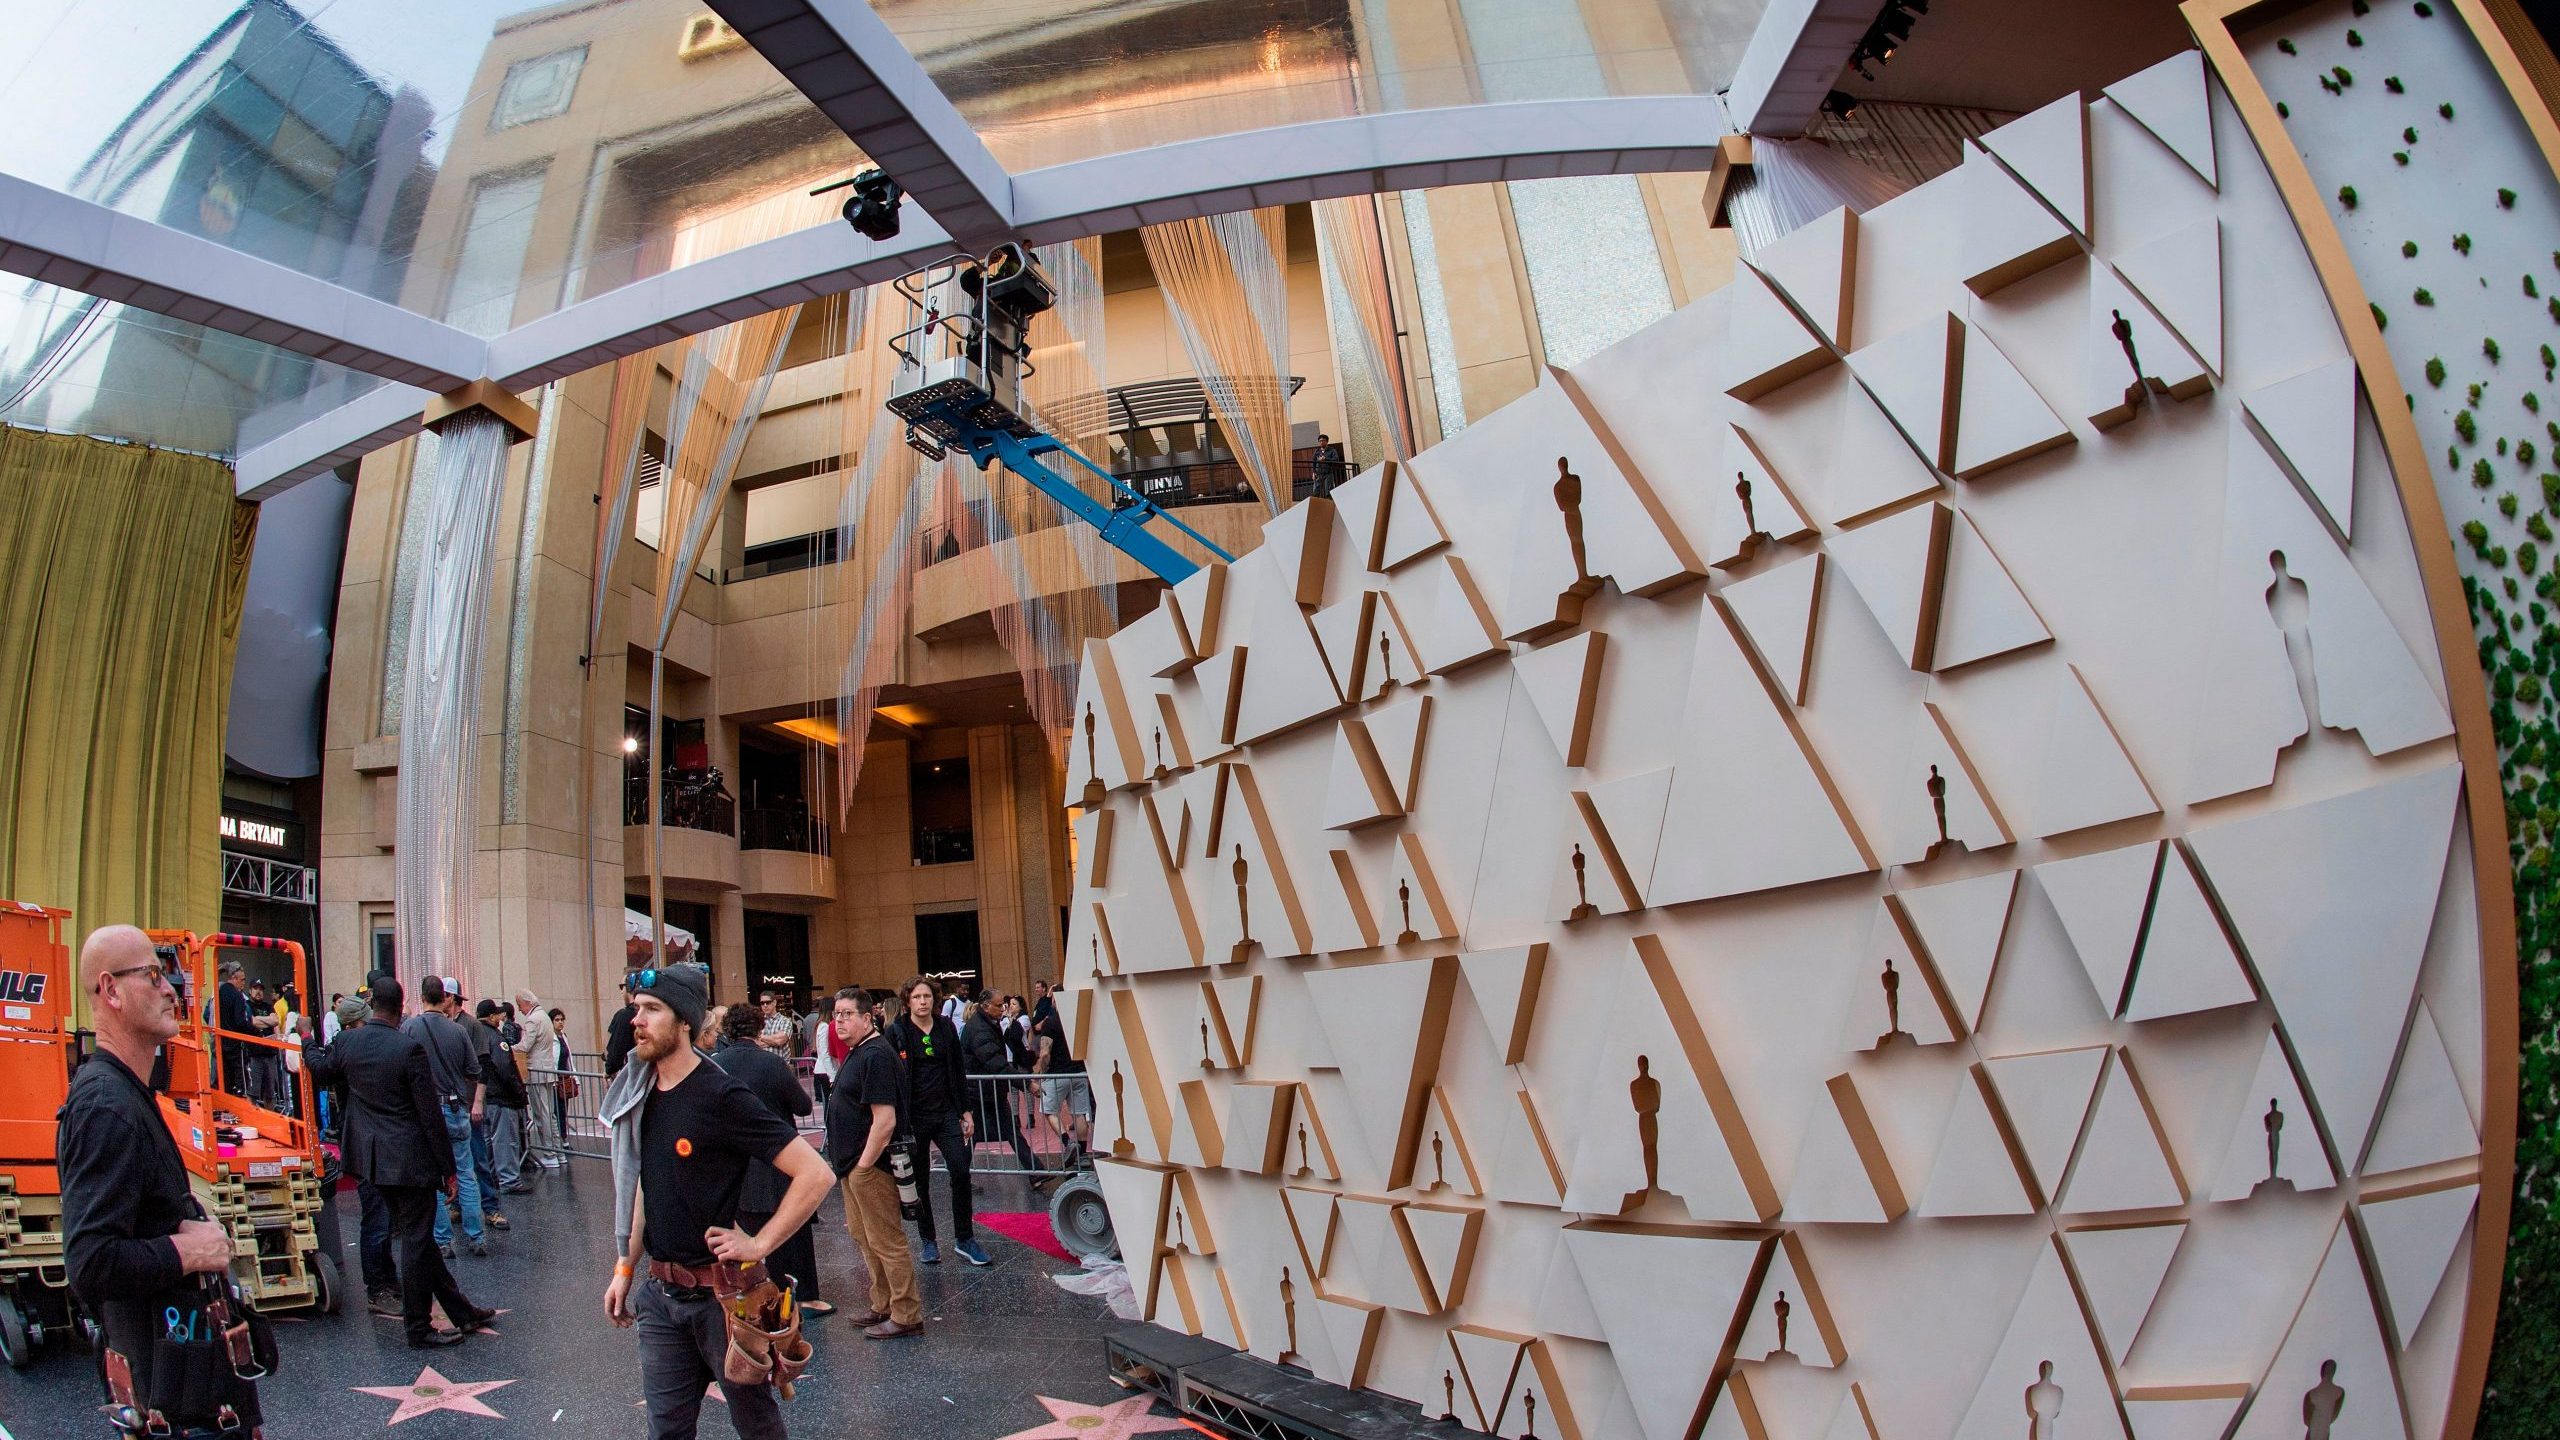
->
[0,424,254,948]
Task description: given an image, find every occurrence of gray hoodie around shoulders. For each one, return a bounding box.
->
[600,1051,665,1252]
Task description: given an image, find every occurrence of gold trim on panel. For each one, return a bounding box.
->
[421,380,540,442]
[2177,4,2535,1438]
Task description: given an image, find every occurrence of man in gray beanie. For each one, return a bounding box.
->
[600,964,832,1439]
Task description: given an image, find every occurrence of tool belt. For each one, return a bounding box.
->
[646,1258,812,1399]
[101,1274,272,1438]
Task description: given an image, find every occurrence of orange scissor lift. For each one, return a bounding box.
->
[0,901,90,1367]
[0,916,341,1366]
[148,930,340,1321]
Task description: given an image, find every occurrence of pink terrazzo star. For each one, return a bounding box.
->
[352,1365,517,1424]
[994,1394,1196,1440]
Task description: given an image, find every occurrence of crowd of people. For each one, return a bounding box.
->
[59,939,1097,1440]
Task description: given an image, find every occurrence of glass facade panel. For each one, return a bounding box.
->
[4,0,862,329]
[0,276,386,458]
[875,0,1765,172]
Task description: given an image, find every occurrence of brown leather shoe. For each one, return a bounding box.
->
[847,1310,889,1327]
[863,1318,923,1339]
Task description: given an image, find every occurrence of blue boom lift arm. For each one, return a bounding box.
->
[883,247,1237,587]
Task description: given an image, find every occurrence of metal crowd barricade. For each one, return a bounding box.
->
[959,1071,1087,1178]
[533,1054,613,1162]
[532,1053,1090,1178]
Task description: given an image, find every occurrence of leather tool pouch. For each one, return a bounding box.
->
[712,1261,811,1398]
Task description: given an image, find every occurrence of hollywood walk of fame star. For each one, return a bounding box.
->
[352,1366,517,1425]
[995,1394,1196,1440]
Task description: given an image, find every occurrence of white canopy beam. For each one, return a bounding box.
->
[236,94,1730,497]
[710,0,1016,247]
[0,171,486,391]
[1723,0,1879,138]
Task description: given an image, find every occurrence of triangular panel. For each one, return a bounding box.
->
[2060,1049,2188,1214]
[2242,357,2358,543]
[2121,842,2255,1022]
[2105,50,2218,189]
[1723,551,1825,705]
[2037,841,2163,1016]
[2062,1220,2186,1363]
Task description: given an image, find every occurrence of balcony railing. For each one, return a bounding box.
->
[623,767,737,836]
[742,805,831,856]
[913,825,973,866]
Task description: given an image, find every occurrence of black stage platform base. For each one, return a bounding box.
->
[1103,1325,1459,1440]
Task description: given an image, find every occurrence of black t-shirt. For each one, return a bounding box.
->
[1033,1012,1083,1073]
[825,1034,905,1173]
[639,1059,799,1265]
[899,1017,957,1121]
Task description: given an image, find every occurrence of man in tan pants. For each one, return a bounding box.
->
[823,988,922,1337]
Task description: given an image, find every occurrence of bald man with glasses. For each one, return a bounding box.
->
[59,926,263,1436]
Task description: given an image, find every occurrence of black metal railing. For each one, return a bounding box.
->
[622,767,737,835]
[741,805,831,856]
[913,825,973,865]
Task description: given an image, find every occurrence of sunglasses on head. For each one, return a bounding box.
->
[629,969,663,992]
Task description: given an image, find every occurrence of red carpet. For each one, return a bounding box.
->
[979,1210,1073,1261]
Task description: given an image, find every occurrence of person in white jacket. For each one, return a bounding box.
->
[513,990,563,1172]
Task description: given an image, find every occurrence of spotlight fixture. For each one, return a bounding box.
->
[1845,0,1929,82]
[811,166,905,242]
[1822,90,1863,121]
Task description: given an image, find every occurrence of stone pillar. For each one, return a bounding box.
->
[968,724,1028,999]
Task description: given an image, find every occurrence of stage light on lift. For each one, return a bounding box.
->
[811,167,905,242]
[1822,90,1863,121]
[959,242,1057,324]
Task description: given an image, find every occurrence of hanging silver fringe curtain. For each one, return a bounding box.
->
[393,409,515,999]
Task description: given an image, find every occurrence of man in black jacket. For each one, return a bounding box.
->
[708,1005,827,1317]
[304,977,492,1349]
[888,977,987,1266]
[60,926,258,1436]
[961,992,1037,1172]
[474,999,531,1200]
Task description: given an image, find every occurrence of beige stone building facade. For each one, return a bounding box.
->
[315,0,1737,1046]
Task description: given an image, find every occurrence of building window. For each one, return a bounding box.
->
[443,169,547,337]
[912,758,973,866]
[492,46,586,131]
[366,908,396,976]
